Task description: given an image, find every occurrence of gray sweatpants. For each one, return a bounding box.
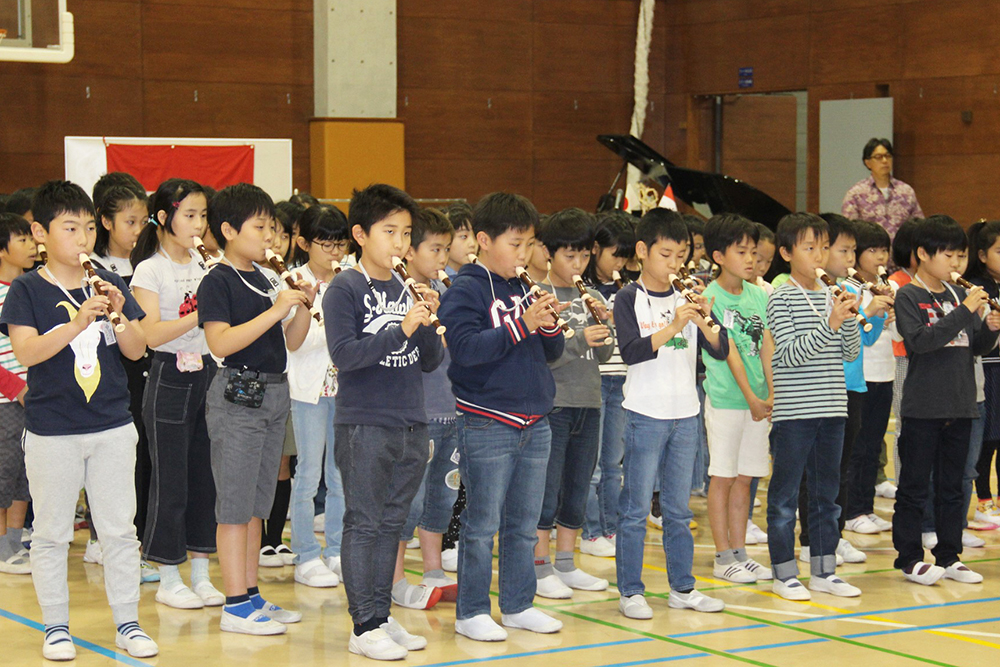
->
[24,422,140,626]
[335,423,428,625]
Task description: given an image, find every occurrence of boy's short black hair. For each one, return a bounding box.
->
[472,192,539,239]
[683,214,706,238]
[348,183,420,236]
[704,213,759,261]
[6,188,37,217]
[892,217,923,269]
[854,219,891,254]
[636,208,689,249]
[0,212,32,252]
[912,214,967,263]
[289,192,320,209]
[31,180,96,230]
[276,200,306,232]
[755,222,775,245]
[537,207,596,255]
[412,207,454,249]
[298,204,349,243]
[819,213,856,245]
[445,201,473,232]
[208,183,276,250]
[775,212,829,253]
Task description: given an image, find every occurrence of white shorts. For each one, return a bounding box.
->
[704,396,771,478]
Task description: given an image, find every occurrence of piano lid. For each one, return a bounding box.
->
[597,134,791,227]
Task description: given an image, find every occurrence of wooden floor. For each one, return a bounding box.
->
[3,487,1000,667]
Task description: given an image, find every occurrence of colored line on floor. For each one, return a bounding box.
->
[0,606,150,667]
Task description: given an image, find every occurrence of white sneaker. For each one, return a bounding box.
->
[42,627,76,661]
[746,521,768,544]
[0,551,31,575]
[274,544,295,566]
[740,558,773,581]
[191,579,225,607]
[140,560,160,583]
[619,594,653,619]
[83,539,103,565]
[455,614,507,642]
[837,538,867,563]
[647,513,663,530]
[115,627,159,658]
[406,537,420,549]
[773,577,811,601]
[809,575,861,597]
[535,573,573,599]
[294,557,340,588]
[391,582,442,609]
[313,513,325,533]
[922,532,938,550]
[258,546,284,568]
[903,561,945,586]
[348,627,407,660]
[220,609,287,635]
[501,607,562,633]
[754,496,762,508]
[668,589,724,613]
[256,600,302,624]
[943,562,983,584]
[324,555,342,578]
[441,548,458,572]
[155,584,205,609]
[555,567,608,591]
[963,532,986,548]
[381,616,426,650]
[580,536,615,557]
[844,515,881,534]
[713,561,756,583]
[799,546,843,566]
[867,513,893,532]
[875,481,897,499]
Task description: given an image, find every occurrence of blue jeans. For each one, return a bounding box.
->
[690,379,710,493]
[616,411,699,595]
[539,407,600,530]
[290,398,344,563]
[456,415,551,620]
[767,417,845,580]
[583,375,626,540]
[965,402,986,530]
[402,420,460,538]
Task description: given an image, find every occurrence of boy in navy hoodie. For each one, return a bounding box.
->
[324,184,444,660]
[438,192,566,642]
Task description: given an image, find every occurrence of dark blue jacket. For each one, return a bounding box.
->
[438,262,564,428]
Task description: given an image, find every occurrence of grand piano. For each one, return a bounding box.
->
[596,134,791,228]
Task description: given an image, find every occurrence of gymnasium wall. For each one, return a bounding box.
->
[3,0,998,222]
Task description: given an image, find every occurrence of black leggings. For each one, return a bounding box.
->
[975,439,1000,500]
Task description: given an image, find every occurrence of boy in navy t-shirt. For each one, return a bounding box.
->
[0,181,155,660]
[197,184,314,637]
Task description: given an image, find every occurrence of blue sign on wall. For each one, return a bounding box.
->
[738,66,754,89]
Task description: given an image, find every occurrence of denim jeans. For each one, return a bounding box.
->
[456,415,550,620]
[690,378,710,493]
[616,411,699,595]
[893,417,969,570]
[583,375,627,539]
[142,356,217,564]
[290,398,344,563]
[402,420,460,538]
[965,402,986,530]
[767,417,845,580]
[847,381,893,519]
[539,407,600,531]
[336,423,428,624]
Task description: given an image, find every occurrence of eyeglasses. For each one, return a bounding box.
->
[316,240,349,253]
[868,153,893,162]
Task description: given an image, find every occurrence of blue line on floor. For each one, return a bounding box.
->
[0,606,149,667]
[728,637,827,653]
[594,654,709,666]
[417,637,653,667]
[789,596,1000,625]
[669,624,768,638]
[844,615,1000,639]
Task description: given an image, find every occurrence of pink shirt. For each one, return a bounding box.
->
[841,176,924,238]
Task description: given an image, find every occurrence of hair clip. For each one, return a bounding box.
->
[171,201,180,208]
[148,214,158,226]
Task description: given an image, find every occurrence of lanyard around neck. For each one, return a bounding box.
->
[789,275,827,321]
[42,265,91,309]
[220,259,276,301]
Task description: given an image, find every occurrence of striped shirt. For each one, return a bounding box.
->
[767,281,860,421]
[0,281,28,403]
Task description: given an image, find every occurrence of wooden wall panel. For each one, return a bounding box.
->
[406,159,534,203]
[398,18,532,91]
[902,0,1000,79]
[910,154,1000,223]
[533,159,622,214]
[397,0,532,22]
[808,7,904,84]
[531,93,631,161]
[532,22,624,93]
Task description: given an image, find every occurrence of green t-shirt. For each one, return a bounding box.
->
[771,273,790,289]
[701,280,769,409]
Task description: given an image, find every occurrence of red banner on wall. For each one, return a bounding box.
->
[105,144,255,191]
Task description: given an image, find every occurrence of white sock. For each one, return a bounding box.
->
[190,558,210,586]
[159,564,183,592]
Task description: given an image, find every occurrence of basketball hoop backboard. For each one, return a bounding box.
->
[0,0,74,63]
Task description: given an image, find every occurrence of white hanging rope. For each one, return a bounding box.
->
[627,0,656,186]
